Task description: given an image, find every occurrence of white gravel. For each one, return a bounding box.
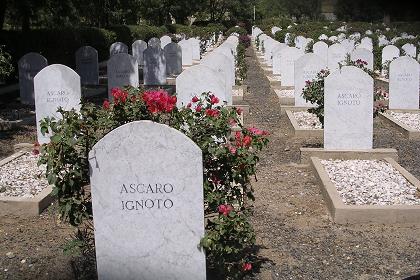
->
[293,111,322,129]
[389,112,420,131]
[0,152,49,198]
[275,89,294,98]
[321,159,420,205]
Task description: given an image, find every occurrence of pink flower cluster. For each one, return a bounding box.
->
[218,204,233,216]
[247,127,269,136]
[142,89,177,114]
[111,88,128,104]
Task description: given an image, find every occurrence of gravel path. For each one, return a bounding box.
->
[244,47,420,280]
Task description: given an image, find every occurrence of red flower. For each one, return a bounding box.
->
[142,89,177,114]
[218,204,233,216]
[210,94,219,104]
[192,96,199,103]
[248,127,269,136]
[103,99,110,110]
[33,141,40,147]
[228,145,237,154]
[187,102,192,108]
[111,88,128,104]
[243,135,252,147]
[195,105,202,112]
[242,263,252,271]
[228,118,237,126]
[32,149,39,155]
[205,108,220,118]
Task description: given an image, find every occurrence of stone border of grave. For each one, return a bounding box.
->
[0,151,54,217]
[310,156,420,224]
[232,85,247,102]
[285,110,323,139]
[273,88,294,105]
[379,110,420,140]
[299,147,399,164]
[280,105,309,114]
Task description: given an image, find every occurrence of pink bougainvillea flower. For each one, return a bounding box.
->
[205,108,220,118]
[142,89,177,114]
[242,262,252,271]
[103,99,110,110]
[242,135,252,147]
[210,94,219,104]
[218,204,233,216]
[228,145,237,154]
[248,127,269,136]
[195,105,202,112]
[111,88,128,104]
[192,96,199,103]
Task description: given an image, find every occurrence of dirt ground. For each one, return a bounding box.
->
[1,47,420,280]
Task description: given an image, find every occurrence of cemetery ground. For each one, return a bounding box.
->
[0,48,420,280]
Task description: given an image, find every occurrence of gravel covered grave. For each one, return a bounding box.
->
[389,112,420,131]
[0,152,49,198]
[293,111,322,129]
[321,159,420,205]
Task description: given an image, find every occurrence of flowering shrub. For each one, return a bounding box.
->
[39,88,268,279]
[0,46,14,82]
[302,59,386,126]
[302,69,330,126]
[239,35,251,48]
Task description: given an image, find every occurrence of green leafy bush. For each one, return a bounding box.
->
[226,26,247,36]
[39,88,268,279]
[0,46,14,82]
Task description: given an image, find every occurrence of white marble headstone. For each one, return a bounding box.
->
[382,45,400,67]
[160,35,172,49]
[202,52,234,104]
[148,37,161,49]
[188,38,201,60]
[132,40,147,66]
[75,46,99,85]
[89,120,206,280]
[324,66,373,150]
[18,52,48,105]
[34,64,81,144]
[143,47,167,85]
[389,56,420,110]
[279,47,303,87]
[313,41,328,62]
[327,43,347,71]
[272,44,287,75]
[294,53,327,107]
[164,43,182,76]
[110,42,128,56]
[176,64,226,107]
[107,53,139,98]
[178,40,193,66]
[350,48,374,71]
[402,43,416,58]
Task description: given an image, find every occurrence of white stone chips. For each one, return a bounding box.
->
[321,159,420,206]
[389,112,420,131]
[0,153,48,198]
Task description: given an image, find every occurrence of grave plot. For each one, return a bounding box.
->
[285,109,323,138]
[379,110,420,140]
[273,88,294,105]
[0,151,53,216]
[311,157,420,224]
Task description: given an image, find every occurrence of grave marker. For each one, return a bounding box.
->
[75,46,99,85]
[107,53,139,98]
[89,120,206,280]
[18,53,48,105]
[143,47,167,85]
[34,64,81,144]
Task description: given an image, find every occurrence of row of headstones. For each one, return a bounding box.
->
[265,25,418,49]
[175,35,239,107]
[29,34,225,144]
[253,26,419,71]
[254,30,420,111]
[17,36,208,105]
